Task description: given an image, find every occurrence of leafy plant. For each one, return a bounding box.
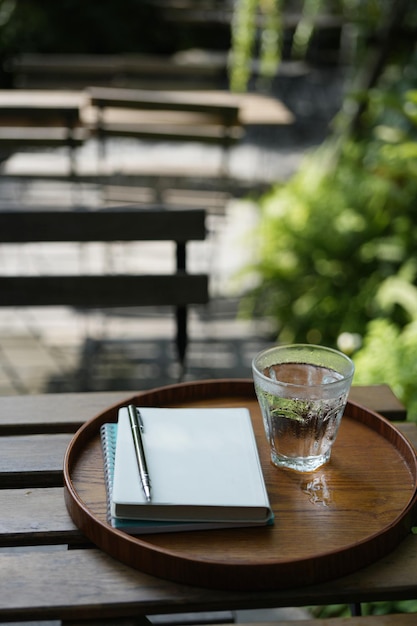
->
[311,599,417,618]
[353,274,417,419]
[229,0,283,92]
[229,0,396,92]
[240,97,417,347]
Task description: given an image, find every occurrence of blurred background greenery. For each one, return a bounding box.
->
[232,0,417,421]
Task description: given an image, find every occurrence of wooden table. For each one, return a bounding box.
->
[0,383,416,624]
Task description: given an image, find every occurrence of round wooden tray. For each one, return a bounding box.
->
[64,379,417,591]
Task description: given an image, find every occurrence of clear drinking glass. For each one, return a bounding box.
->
[252,344,354,472]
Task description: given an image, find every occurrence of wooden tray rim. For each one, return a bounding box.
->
[63,378,417,591]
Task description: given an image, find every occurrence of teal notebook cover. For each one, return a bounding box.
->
[100,422,193,534]
[100,422,274,535]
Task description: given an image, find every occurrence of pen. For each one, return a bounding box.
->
[127,404,151,502]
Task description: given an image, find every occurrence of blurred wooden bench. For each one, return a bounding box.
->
[0,206,208,382]
[87,86,243,176]
[9,52,228,90]
[0,90,88,176]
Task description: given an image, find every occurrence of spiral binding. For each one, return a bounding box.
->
[100,422,118,525]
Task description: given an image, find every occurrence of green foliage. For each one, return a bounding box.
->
[353,314,417,420]
[291,0,323,58]
[311,599,417,618]
[310,604,350,618]
[230,0,283,92]
[230,0,259,93]
[240,93,417,348]
[229,0,393,92]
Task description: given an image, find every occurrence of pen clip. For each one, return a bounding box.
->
[136,408,145,433]
[128,404,144,432]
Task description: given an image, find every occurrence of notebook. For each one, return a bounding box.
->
[100,421,273,534]
[105,406,273,529]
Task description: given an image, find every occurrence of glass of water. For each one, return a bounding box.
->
[252,344,354,472]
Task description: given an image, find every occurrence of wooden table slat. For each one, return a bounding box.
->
[350,385,406,421]
[0,487,81,546]
[0,386,406,436]
[0,433,72,487]
[0,391,132,434]
[1,536,417,621]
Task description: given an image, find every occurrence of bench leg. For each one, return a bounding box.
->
[350,603,362,616]
[176,305,187,381]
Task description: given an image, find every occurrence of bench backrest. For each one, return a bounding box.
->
[0,207,208,375]
[0,91,87,175]
[88,86,240,125]
[10,52,227,90]
[87,86,243,175]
